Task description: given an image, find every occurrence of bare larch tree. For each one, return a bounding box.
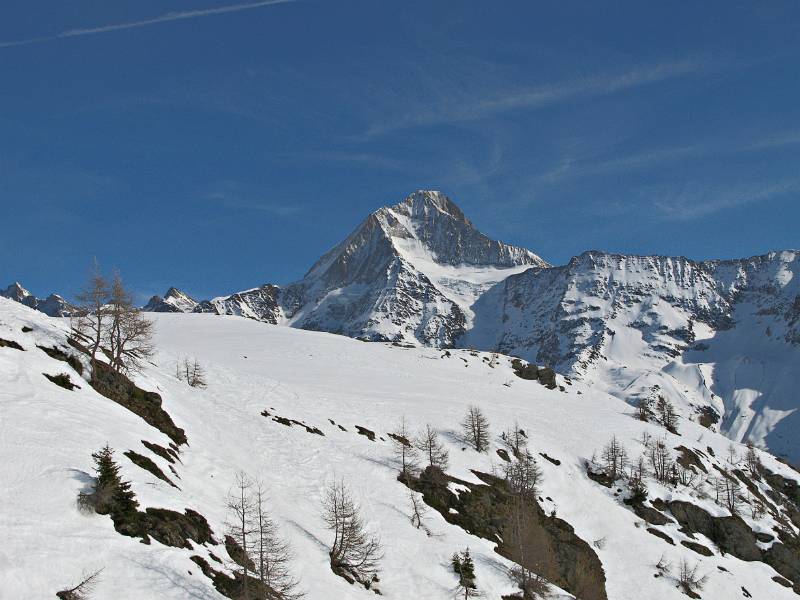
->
[601,435,628,481]
[505,452,543,499]
[107,271,154,374]
[390,416,419,476]
[502,421,528,459]
[252,482,302,599]
[226,472,257,600]
[461,405,491,452]
[415,424,450,471]
[322,479,382,589]
[71,260,110,364]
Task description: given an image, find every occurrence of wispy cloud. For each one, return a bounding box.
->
[0,0,292,49]
[745,129,800,151]
[204,182,304,217]
[535,127,800,186]
[365,59,706,137]
[651,180,799,220]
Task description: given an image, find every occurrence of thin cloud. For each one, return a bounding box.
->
[0,0,292,49]
[537,128,800,185]
[651,180,799,221]
[366,59,705,137]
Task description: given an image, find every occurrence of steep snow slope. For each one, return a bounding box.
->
[2,299,799,599]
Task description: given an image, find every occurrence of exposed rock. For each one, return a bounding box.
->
[0,337,24,350]
[630,503,672,526]
[646,527,675,545]
[141,440,179,464]
[89,360,187,446]
[675,446,707,473]
[404,467,607,600]
[681,540,713,556]
[124,450,179,488]
[44,372,79,390]
[355,425,376,441]
[37,344,83,375]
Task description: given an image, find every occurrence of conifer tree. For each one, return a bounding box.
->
[452,548,477,598]
[86,444,138,518]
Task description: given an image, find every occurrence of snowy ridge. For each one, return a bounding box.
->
[1,281,75,317]
[3,299,800,599]
[183,190,545,347]
[465,249,800,462]
[143,287,199,313]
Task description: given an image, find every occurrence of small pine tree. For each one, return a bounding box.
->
[656,397,679,434]
[452,548,477,598]
[88,444,138,517]
[627,456,649,503]
[636,396,653,422]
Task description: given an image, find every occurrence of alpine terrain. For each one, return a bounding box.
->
[109,191,798,466]
[3,190,800,600]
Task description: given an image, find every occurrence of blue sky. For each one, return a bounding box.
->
[2,1,799,302]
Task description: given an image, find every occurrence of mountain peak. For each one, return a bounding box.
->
[391,190,469,225]
[143,287,197,313]
[3,282,32,301]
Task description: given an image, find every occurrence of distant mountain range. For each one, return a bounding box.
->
[1,282,75,317]
[5,190,799,462]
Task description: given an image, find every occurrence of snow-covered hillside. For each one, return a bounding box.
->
[5,192,799,465]
[3,298,800,599]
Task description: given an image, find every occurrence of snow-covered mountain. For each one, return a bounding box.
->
[3,298,800,599]
[1,281,76,316]
[187,190,546,346]
[143,287,199,313]
[464,250,800,463]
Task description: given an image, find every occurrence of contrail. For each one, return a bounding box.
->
[0,0,293,49]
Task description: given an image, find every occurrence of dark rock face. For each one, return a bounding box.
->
[404,467,607,600]
[0,337,24,350]
[764,540,800,590]
[90,360,187,446]
[667,500,761,560]
[630,503,672,526]
[124,450,179,488]
[140,508,215,549]
[667,499,800,589]
[681,540,713,556]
